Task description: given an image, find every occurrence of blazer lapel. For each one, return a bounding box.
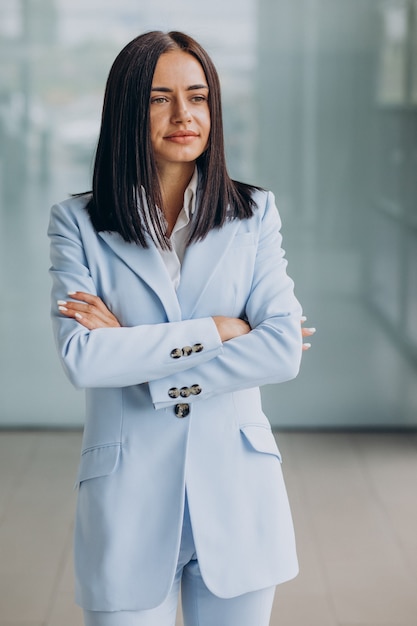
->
[177,218,241,319]
[98,230,182,322]
[98,216,242,322]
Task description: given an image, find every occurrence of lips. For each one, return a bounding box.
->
[165,130,199,138]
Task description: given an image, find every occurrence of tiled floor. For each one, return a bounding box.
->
[1,430,417,626]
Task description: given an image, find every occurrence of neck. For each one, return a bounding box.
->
[157,162,195,235]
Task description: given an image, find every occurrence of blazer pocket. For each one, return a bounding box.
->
[74,443,122,488]
[240,425,282,462]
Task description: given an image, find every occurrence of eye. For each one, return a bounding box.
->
[151,96,169,104]
[191,95,207,103]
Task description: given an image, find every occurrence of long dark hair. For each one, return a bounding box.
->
[86,31,258,248]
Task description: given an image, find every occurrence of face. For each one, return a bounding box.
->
[150,50,211,172]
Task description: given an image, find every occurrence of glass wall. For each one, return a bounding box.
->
[0,0,416,427]
[256,0,417,428]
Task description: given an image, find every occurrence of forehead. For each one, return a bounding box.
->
[152,50,207,86]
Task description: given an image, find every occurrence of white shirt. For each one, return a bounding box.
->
[158,168,198,290]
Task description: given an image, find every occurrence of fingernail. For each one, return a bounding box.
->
[68,291,77,295]
[307,327,316,333]
[75,312,83,320]
[57,300,67,305]
[301,316,307,322]
[304,343,311,349]
[58,305,68,312]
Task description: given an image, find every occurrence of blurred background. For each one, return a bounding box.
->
[1,0,416,429]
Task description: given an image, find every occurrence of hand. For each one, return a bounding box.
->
[301,316,316,351]
[57,291,121,330]
[212,316,251,342]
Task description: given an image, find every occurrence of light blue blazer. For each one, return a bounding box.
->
[48,188,303,611]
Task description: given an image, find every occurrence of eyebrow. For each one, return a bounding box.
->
[151,84,209,92]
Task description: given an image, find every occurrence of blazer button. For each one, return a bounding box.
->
[170,348,182,359]
[175,403,190,418]
[180,386,191,398]
[182,346,193,356]
[168,387,180,399]
[190,384,202,395]
[192,343,204,353]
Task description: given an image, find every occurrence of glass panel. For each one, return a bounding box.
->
[376,0,409,105]
[410,1,417,102]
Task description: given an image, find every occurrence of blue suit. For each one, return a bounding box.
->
[48,188,302,612]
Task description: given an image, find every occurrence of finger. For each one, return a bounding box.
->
[58,297,120,326]
[58,306,119,329]
[67,290,97,302]
[73,311,97,331]
[302,343,312,351]
[71,292,120,323]
[302,327,316,337]
[72,311,118,330]
[67,291,111,314]
[57,302,120,328]
[59,300,115,322]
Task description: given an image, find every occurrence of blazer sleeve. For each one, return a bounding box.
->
[148,191,303,409]
[48,202,223,389]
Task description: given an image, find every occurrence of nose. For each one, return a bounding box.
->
[171,97,192,124]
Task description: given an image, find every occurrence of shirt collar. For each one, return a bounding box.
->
[138,166,199,237]
[183,166,198,219]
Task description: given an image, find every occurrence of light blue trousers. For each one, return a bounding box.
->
[83,494,275,626]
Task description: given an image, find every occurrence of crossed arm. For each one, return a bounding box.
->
[57,291,315,348]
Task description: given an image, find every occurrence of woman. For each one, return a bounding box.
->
[49,31,313,626]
